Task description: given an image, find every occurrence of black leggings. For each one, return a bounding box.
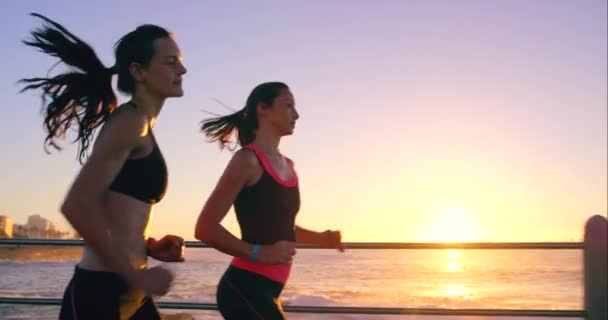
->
[58,266,160,320]
[217,266,287,320]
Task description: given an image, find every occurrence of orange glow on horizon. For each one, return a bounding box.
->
[419,207,487,243]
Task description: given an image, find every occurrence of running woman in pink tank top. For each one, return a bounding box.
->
[196,82,344,319]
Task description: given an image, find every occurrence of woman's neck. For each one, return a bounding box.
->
[253,130,281,155]
[130,92,165,127]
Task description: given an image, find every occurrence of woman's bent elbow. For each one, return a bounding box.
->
[60,200,78,220]
[60,198,88,224]
[194,227,207,242]
[194,224,214,243]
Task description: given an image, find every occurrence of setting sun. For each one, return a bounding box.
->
[420,207,487,242]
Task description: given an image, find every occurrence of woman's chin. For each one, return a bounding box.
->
[167,87,184,98]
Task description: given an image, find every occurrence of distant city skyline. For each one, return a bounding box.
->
[0,214,75,239]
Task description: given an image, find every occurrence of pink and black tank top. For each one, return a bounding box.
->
[233,144,300,244]
[231,143,300,283]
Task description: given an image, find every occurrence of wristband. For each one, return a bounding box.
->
[251,244,261,262]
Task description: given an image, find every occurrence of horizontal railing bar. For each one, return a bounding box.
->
[0,239,583,249]
[0,298,586,317]
[306,242,584,249]
[0,239,85,246]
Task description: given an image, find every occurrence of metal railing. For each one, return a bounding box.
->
[0,215,606,319]
[0,238,585,249]
[0,297,587,317]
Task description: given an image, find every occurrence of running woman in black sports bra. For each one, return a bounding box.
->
[20,14,187,319]
[196,82,345,319]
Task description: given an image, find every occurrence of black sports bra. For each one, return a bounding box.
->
[108,108,168,204]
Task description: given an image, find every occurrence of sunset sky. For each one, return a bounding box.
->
[0,0,606,242]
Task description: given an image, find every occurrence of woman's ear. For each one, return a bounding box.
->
[129,62,146,83]
[256,102,270,117]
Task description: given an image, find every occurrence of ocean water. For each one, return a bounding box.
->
[0,248,583,319]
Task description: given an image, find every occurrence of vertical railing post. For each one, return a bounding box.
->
[584,215,607,320]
